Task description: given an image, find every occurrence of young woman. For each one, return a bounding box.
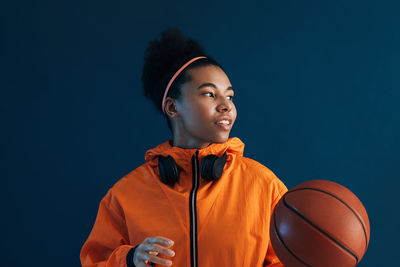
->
[80,28,287,267]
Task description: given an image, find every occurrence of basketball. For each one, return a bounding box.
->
[270,180,370,267]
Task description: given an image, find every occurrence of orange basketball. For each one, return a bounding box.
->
[270,180,370,267]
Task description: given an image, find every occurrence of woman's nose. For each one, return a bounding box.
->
[216,98,232,113]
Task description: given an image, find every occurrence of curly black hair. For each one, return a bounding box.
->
[141,27,223,132]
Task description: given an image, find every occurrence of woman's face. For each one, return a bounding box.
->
[169,65,237,149]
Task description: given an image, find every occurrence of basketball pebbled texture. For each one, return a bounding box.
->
[270,180,370,267]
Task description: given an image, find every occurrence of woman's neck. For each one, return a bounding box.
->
[171,138,211,149]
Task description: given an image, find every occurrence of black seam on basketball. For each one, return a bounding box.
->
[273,208,311,267]
[287,187,368,253]
[282,196,359,264]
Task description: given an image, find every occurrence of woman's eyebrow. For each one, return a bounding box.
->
[197,82,234,91]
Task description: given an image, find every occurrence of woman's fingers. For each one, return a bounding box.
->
[143,243,175,257]
[146,236,174,247]
[141,252,172,266]
[136,262,152,267]
[133,236,175,266]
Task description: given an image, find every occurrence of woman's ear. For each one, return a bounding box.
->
[164,97,179,118]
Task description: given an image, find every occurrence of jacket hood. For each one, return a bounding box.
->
[144,137,245,167]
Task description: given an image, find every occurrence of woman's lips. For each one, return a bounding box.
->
[215,116,233,131]
[215,121,232,131]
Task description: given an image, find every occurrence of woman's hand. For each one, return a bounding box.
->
[133,236,175,266]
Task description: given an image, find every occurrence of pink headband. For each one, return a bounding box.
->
[162,56,207,114]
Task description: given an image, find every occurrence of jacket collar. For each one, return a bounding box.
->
[144,137,244,167]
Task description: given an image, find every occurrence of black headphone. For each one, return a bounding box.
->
[158,151,227,186]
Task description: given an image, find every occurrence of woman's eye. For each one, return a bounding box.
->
[203,92,234,100]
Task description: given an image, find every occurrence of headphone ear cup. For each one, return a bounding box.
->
[201,151,227,182]
[158,155,180,186]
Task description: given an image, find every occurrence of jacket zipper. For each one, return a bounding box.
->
[189,150,199,267]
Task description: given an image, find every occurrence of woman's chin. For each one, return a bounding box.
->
[210,133,230,144]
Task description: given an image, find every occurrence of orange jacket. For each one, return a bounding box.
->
[80,137,288,267]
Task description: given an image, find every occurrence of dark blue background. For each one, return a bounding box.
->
[2,0,399,266]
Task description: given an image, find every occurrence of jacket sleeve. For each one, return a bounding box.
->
[80,190,136,267]
[263,179,288,267]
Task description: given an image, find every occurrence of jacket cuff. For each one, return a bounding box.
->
[126,245,139,267]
